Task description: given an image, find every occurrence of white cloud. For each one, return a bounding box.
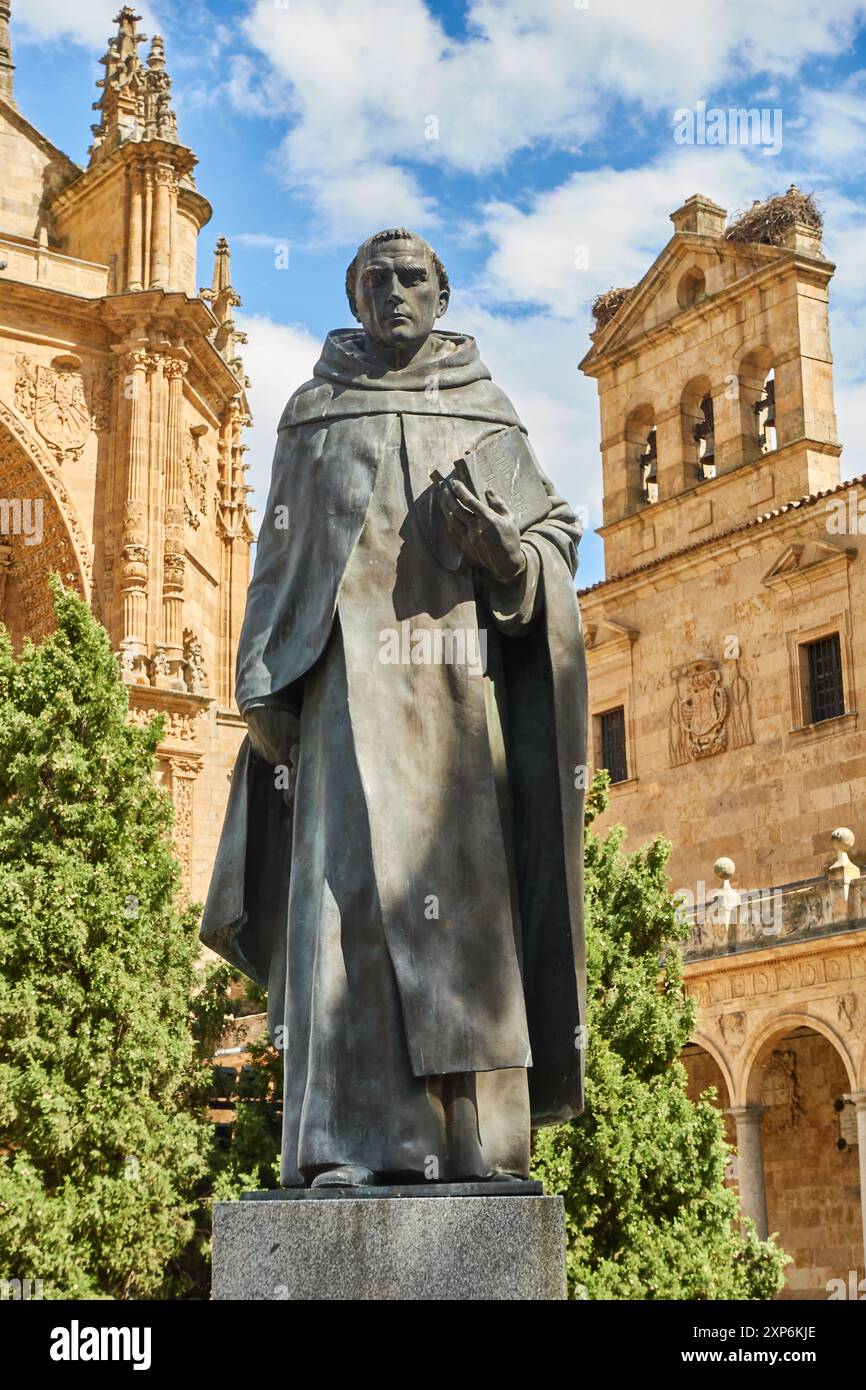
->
[231,233,292,250]
[235,313,322,517]
[15,0,160,49]
[233,0,866,241]
[836,380,866,481]
[477,147,781,318]
[288,161,439,244]
[799,74,866,176]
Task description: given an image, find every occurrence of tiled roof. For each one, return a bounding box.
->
[577,473,865,596]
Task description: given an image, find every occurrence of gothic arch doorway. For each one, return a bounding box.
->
[0,419,88,648]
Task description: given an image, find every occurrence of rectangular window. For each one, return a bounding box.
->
[805,633,844,724]
[600,706,628,783]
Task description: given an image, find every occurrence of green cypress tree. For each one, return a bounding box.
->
[0,579,211,1299]
[531,772,789,1299]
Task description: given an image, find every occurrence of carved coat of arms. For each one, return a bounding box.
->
[15,356,92,462]
[680,663,728,759]
[36,365,90,457]
[669,655,753,765]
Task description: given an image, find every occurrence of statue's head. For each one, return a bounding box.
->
[345,228,450,350]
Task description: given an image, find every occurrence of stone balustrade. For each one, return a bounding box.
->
[0,236,109,296]
[681,829,864,961]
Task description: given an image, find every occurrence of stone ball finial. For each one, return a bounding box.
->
[828,828,859,898]
[714,856,735,881]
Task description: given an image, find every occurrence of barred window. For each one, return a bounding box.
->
[599,706,628,784]
[805,634,844,724]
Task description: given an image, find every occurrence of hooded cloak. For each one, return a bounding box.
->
[201,329,588,1154]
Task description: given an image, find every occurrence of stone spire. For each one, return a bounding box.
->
[89,7,180,165]
[201,238,248,381]
[0,1,15,105]
[207,235,234,299]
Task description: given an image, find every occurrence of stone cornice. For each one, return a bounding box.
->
[127,684,211,752]
[0,276,111,334]
[584,617,639,660]
[50,138,199,221]
[761,538,856,592]
[176,183,213,234]
[579,471,863,605]
[684,925,866,980]
[100,290,246,408]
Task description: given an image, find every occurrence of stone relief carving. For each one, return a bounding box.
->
[170,769,195,890]
[669,654,754,766]
[14,355,37,418]
[686,949,865,1009]
[762,1049,805,1129]
[88,365,115,435]
[127,705,202,742]
[184,425,210,529]
[837,992,859,1031]
[727,658,754,749]
[14,355,92,463]
[0,436,84,639]
[718,1009,747,1052]
[183,630,208,694]
[671,659,728,761]
[791,892,826,935]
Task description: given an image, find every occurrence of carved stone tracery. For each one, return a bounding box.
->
[0,416,91,639]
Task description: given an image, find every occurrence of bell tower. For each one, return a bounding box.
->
[580,189,841,578]
[578,190,866,1303]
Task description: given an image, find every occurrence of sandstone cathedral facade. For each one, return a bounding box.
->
[0,5,252,904]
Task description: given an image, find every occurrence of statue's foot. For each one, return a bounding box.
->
[310,1164,375,1188]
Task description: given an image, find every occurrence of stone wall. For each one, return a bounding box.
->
[581,488,865,891]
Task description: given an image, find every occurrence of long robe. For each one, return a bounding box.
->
[201,329,587,1185]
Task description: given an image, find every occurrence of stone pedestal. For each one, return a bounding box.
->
[212,1187,566,1300]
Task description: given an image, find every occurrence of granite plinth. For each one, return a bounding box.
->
[212,1191,566,1300]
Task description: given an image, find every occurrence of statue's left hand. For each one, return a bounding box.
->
[437,479,526,584]
[245,703,300,768]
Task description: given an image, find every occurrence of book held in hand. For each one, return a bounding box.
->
[431,426,552,532]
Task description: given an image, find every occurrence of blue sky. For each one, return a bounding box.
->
[13,0,866,586]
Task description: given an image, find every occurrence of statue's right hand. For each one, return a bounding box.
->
[244,703,301,769]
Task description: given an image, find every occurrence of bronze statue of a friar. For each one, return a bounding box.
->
[201,228,588,1189]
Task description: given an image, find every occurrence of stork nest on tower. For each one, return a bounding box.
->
[591,286,634,330]
[724,187,822,247]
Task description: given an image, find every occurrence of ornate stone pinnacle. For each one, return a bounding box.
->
[89,8,179,165]
[147,34,166,71]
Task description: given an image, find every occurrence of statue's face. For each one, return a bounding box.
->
[354,237,448,349]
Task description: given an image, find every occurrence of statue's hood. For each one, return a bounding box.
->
[279,329,523,430]
[314,329,489,391]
